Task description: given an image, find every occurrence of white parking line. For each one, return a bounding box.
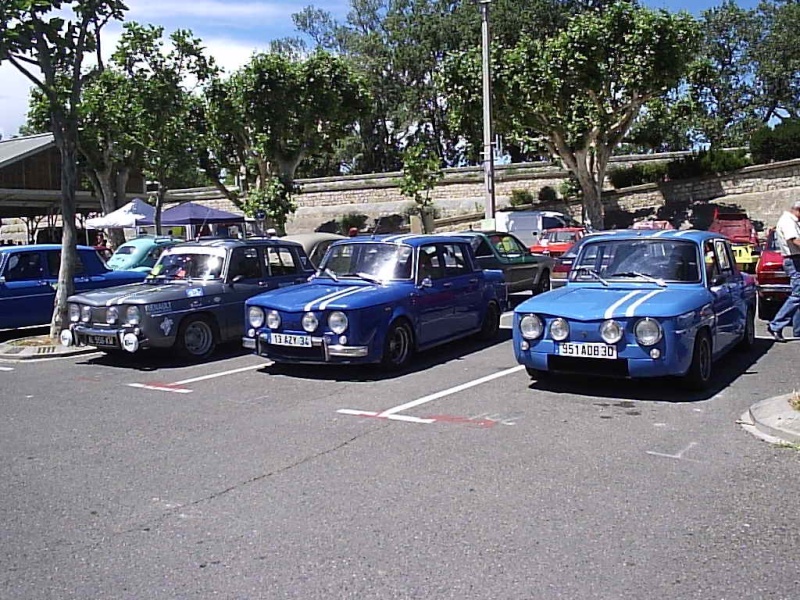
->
[127,362,270,393]
[338,365,525,424]
[0,366,14,371]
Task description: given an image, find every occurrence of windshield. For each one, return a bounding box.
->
[572,239,701,283]
[319,242,413,281]
[148,252,223,281]
[112,246,136,256]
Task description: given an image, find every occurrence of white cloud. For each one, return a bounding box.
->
[126,0,294,22]
[0,64,36,139]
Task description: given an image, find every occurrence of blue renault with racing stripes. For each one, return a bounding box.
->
[243,234,509,370]
[513,230,757,389]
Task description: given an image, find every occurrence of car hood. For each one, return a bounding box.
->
[515,284,709,320]
[68,280,225,306]
[248,279,408,311]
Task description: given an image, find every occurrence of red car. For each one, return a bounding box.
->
[755,228,790,320]
[530,227,586,257]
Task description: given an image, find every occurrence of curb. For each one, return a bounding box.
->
[0,342,99,361]
[741,393,800,445]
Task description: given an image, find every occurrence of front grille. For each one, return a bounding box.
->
[548,355,629,378]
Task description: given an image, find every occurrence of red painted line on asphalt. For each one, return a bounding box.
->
[127,382,192,394]
[426,415,497,428]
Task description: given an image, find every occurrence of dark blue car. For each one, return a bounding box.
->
[243,234,508,369]
[513,230,757,389]
[0,244,146,329]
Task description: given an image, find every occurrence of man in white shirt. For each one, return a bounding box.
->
[767,200,800,342]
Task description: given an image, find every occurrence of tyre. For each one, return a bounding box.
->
[176,315,217,360]
[684,330,712,390]
[380,320,413,371]
[477,302,500,340]
[736,308,756,352]
[525,366,547,380]
[534,270,551,295]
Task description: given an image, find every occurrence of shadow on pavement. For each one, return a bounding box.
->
[525,338,775,403]
[77,341,250,372]
[260,330,513,383]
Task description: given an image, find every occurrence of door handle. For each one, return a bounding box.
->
[469,278,478,284]
[442,282,453,288]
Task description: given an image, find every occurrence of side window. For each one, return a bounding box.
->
[228,248,262,281]
[418,245,445,281]
[265,246,299,276]
[704,241,721,284]
[474,239,493,258]
[45,251,85,277]
[442,244,470,277]
[3,252,44,282]
[143,246,167,268]
[714,240,734,275]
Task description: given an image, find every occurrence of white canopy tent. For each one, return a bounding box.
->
[85,198,155,229]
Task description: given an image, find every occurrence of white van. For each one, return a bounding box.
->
[493,210,578,248]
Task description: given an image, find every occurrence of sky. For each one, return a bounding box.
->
[0,0,759,141]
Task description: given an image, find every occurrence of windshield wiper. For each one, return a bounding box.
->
[576,267,608,287]
[341,271,383,285]
[317,267,338,281]
[610,271,667,287]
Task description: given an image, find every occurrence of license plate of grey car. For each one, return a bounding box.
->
[87,334,117,346]
[269,333,312,347]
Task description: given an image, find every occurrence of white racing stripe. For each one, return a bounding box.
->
[624,289,664,317]
[319,286,369,310]
[304,286,358,312]
[604,291,645,320]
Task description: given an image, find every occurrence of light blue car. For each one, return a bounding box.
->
[513,230,757,389]
[106,236,180,272]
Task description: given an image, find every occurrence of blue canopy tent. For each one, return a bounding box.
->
[139,202,245,239]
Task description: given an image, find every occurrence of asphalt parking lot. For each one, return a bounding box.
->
[1,316,799,599]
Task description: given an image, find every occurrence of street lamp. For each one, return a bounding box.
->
[479,0,496,222]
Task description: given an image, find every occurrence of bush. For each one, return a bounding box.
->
[509,189,534,206]
[608,162,668,189]
[666,149,751,181]
[538,185,558,204]
[750,119,800,164]
[339,212,368,233]
[558,177,582,199]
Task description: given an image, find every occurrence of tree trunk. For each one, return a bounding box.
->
[573,149,605,231]
[50,124,79,339]
[155,181,166,236]
[107,165,130,249]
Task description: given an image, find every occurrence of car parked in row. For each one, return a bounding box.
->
[61,238,314,359]
[513,230,756,389]
[282,232,347,268]
[0,244,146,330]
[530,227,587,258]
[452,230,553,294]
[105,236,182,272]
[244,234,508,369]
[755,228,790,320]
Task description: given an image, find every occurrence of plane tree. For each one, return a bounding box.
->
[0,0,127,337]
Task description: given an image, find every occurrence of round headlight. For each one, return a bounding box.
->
[634,318,662,346]
[302,312,319,333]
[328,311,348,334]
[248,306,265,328]
[106,306,119,324]
[550,318,569,341]
[600,319,623,344]
[266,310,281,330]
[80,305,91,323]
[126,305,141,325]
[68,303,80,323]
[520,314,543,340]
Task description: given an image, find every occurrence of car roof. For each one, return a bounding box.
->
[173,238,304,250]
[329,233,473,247]
[579,229,720,243]
[0,244,97,253]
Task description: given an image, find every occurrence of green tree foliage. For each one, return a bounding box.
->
[687,0,761,148]
[0,0,127,337]
[112,23,217,234]
[752,0,800,122]
[750,119,800,163]
[399,139,443,232]
[199,50,366,231]
[442,1,698,229]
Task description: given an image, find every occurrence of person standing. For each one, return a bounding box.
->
[767,200,800,342]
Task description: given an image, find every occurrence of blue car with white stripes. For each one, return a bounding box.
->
[244,234,509,369]
[513,230,756,389]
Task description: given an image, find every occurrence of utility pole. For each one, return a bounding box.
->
[479,0,496,222]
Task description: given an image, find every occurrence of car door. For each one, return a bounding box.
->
[222,246,267,338]
[718,239,750,343]
[441,242,482,332]
[44,250,94,293]
[415,244,454,346]
[704,239,737,354]
[0,250,52,328]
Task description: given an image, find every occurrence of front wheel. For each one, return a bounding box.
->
[477,302,500,340]
[534,270,551,295]
[736,308,756,352]
[176,315,217,360]
[380,320,413,371]
[684,330,712,390]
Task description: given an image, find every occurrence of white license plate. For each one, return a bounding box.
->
[269,333,312,348]
[557,342,617,359]
[87,334,117,346]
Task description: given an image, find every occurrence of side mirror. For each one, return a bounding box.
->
[710,275,726,287]
[231,274,244,284]
[418,276,433,288]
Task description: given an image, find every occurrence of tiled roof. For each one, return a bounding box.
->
[0,133,55,170]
